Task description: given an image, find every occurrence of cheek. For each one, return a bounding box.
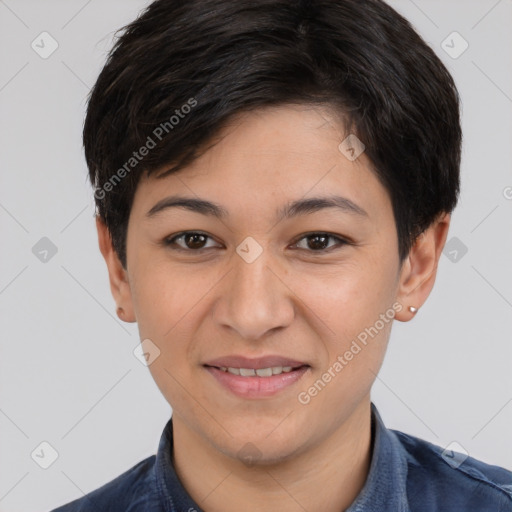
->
[295,254,397,396]
[295,255,397,342]
[130,261,220,395]
[130,257,213,339]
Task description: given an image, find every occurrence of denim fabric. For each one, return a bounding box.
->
[51,404,512,511]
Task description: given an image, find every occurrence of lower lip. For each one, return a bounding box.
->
[204,366,310,398]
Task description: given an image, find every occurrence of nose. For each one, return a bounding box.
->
[212,248,295,341]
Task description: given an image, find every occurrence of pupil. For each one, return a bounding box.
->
[309,235,328,250]
[186,233,206,249]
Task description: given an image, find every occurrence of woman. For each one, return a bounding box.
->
[52,0,512,510]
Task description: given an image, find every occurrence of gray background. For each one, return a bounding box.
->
[0,0,511,510]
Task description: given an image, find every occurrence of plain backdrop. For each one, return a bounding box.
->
[0,0,511,510]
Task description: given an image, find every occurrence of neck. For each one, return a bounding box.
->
[171,400,373,512]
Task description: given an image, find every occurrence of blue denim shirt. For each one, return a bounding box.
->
[51,404,512,511]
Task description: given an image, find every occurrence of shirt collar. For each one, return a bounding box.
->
[154,403,410,512]
[154,417,202,512]
[346,403,410,512]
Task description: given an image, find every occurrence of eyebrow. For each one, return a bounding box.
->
[146,194,368,220]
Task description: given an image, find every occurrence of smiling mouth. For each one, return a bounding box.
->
[204,364,309,377]
[203,362,310,398]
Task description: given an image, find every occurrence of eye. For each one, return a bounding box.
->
[164,231,221,251]
[291,232,350,252]
[163,231,351,253]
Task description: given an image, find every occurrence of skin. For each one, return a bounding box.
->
[97,104,451,512]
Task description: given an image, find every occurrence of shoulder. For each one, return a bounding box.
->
[50,455,156,511]
[392,429,512,511]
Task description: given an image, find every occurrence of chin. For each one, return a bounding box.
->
[213,428,307,468]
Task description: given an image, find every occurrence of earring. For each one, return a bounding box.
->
[116,306,125,319]
[408,306,418,314]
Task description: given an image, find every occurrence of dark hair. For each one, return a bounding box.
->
[84,0,462,269]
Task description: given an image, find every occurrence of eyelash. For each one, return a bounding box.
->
[163,231,352,254]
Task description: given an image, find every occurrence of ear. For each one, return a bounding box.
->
[394,212,451,322]
[96,216,136,323]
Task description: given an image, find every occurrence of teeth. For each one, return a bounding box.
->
[256,367,273,377]
[219,366,299,377]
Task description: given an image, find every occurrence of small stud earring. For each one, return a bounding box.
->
[408,306,418,314]
[116,306,124,318]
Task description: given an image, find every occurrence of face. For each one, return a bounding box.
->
[115,105,413,463]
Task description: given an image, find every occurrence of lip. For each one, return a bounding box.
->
[203,355,310,399]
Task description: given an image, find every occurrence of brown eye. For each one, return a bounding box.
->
[183,233,207,249]
[165,232,220,251]
[293,233,348,252]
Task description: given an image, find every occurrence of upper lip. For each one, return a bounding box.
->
[203,355,309,369]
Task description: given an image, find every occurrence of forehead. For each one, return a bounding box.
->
[132,104,392,224]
